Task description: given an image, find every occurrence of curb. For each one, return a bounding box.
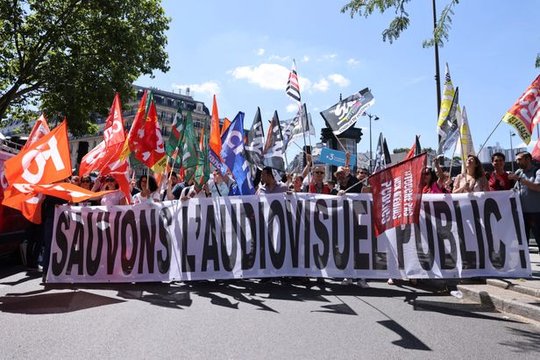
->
[486,279,540,298]
[457,284,540,323]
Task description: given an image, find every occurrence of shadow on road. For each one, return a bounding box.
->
[500,327,540,353]
[0,291,125,314]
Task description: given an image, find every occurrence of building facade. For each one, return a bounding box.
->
[69,85,210,175]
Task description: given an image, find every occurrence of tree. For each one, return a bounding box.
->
[0,0,170,135]
[341,0,540,68]
[393,147,409,154]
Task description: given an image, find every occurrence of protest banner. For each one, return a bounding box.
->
[46,191,531,283]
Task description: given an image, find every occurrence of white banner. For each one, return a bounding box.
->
[46,191,531,283]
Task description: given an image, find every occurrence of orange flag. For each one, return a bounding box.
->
[4,120,72,186]
[22,114,50,151]
[209,95,222,169]
[220,117,231,137]
[2,185,44,224]
[3,182,114,218]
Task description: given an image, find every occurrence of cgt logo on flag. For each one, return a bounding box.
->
[368,153,426,236]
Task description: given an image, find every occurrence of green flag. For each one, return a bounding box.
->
[179,111,199,183]
[165,107,185,163]
[194,126,210,187]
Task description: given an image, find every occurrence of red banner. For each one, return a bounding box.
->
[369,153,426,236]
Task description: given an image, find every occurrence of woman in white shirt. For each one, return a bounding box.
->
[90,175,127,206]
[132,174,161,204]
[453,155,490,193]
[100,176,127,206]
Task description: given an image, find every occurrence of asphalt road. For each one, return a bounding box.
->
[0,263,539,359]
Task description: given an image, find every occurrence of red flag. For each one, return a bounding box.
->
[368,153,427,236]
[4,120,72,186]
[209,95,222,169]
[79,94,126,176]
[22,114,50,151]
[97,142,131,203]
[79,140,108,177]
[404,135,422,160]
[532,139,540,161]
[103,93,126,146]
[128,92,166,170]
[502,75,540,144]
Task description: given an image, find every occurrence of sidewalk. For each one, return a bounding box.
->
[458,244,540,323]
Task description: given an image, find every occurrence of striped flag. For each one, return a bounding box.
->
[286,61,301,104]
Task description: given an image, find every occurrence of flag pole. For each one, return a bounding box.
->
[447,136,459,177]
[478,119,503,153]
[291,59,312,171]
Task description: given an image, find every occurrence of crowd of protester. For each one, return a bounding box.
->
[29,150,540,286]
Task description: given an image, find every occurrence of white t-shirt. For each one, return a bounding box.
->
[132,191,161,204]
[101,190,125,206]
[180,185,208,199]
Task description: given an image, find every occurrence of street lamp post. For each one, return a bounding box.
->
[364,113,379,172]
[510,131,516,172]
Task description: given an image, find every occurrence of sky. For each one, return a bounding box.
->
[137,0,540,159]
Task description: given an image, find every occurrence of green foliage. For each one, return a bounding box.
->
[0,0,170,135]
[341,0,459,47]
[393,147,410,154]
[343,0,539,67]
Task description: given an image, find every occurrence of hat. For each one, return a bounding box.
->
[334,166,347,176]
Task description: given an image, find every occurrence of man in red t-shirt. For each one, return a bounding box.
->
[488,152,514,191]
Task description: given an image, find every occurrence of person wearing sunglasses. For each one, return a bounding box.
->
[77,176,92,190]
[306,165,331,194]
[96,175,127,206]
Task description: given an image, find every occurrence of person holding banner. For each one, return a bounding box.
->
[96,175,127,206]
[422,161,449,194]
[452,155,489,193]
[41,194,68,282]
[488,152,513,191]
[207,169,230,197]
[290,174,304,192]
[132,175,160,204]
[332,166,362,195]
[256,167,288,194]
[305,165,332,194]
[508,151,540,252]
[80,176,94,191]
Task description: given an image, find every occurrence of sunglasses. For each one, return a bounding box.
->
[313,171,325,175]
